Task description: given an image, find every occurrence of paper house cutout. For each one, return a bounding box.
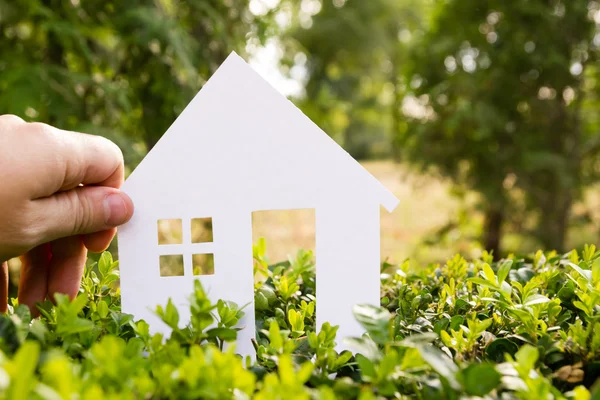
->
[118,52,399,356]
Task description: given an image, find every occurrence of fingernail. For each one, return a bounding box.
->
[104,193,129,226]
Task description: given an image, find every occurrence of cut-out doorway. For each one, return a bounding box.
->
[252,208,315,265]
[252,208,316,322]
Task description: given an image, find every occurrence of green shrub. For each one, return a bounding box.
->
[1,244,600,399]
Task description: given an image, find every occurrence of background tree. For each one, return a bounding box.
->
[399,0,600,254]
[0,0,274,166]
[285,0,425,159]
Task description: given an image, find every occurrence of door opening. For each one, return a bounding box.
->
[252,208,316,332]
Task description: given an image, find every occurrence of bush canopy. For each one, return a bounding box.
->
[0,243,599,398]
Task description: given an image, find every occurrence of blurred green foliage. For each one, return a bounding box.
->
[0,0,274,167]
[400,1,600,254]
[289,0,426,159]
[292,0,600,255]
[4,246,600,397]
[1,0,599,257]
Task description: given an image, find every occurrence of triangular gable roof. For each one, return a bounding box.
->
[124,52,399,212]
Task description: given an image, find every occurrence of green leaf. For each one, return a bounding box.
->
[400,347,426,370]
[297,361,314,383]
[8,341,40,399]
[278,354,295,385]
[592,259,600,284]
[98,251,113,277]
[523,294,550,307]
[255,292,269,311]
[485,338,519,363]
[344,337,380,361]
[268,320,283,350]
[568,262,592,282]
[155,298,179,329]
[558,281,576,302]
[97,301,109,319]
[134,320,150,340]
[571,385,591,400]
[482,263,496,283]
[206,327,237,341]
[56,317,94,336]
[15,304,31,323]
[418,345,460,390]
[461,363,501,396]
[356,354,377,380]
[468,277,498,290]
[450,315,464,331]
[510,267,536,285]
[497,260,513,284]
[288,309,297,327]
[334,351,353,370]
[307,331,319,349]
[353,304,391,344]
[515,344,539,371]
[434,317,449,334]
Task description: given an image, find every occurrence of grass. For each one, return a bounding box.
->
[251,160,465,265]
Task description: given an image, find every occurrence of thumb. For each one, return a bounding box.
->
[33,187,134,242]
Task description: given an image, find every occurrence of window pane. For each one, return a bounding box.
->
[158,219,183,245]
[192,253,214,275]
[159,255,184,277]
[191,218,213,243]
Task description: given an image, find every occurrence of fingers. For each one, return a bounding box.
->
[83,228,117,253]
[18,239,87,315]
[46,236,87,302]
[0,114,25,128]
[18,244,51,315]
[17,122,125,198]
[32,186,133,243]
[0,262,7,313]
[51,128,125,192]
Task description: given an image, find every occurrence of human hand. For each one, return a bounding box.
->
[0,114,134,313]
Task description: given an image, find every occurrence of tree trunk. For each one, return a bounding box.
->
[483,207,503,258]
[536,191,572,252]
[534,79,581,252]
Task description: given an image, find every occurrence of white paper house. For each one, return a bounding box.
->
[118,52,399,356]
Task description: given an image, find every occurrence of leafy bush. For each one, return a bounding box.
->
[1,244,600,399]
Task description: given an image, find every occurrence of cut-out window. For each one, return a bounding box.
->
[157,219,183,245]
[159,255,184,277]
[193,253,215,275]
[157,218,214,278]
[191,218,213,243]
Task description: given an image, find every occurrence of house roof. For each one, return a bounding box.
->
[124,52,399,213]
